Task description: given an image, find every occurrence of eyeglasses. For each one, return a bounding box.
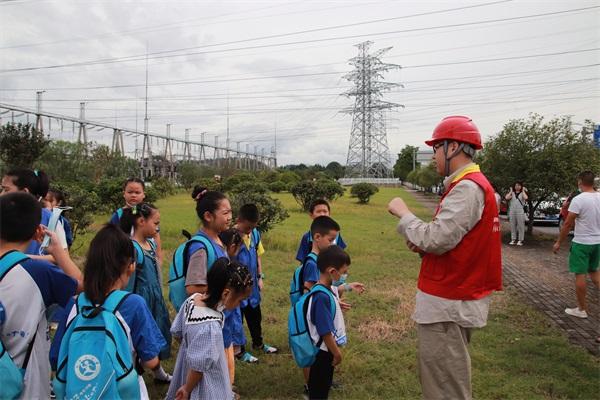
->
[432,142,445,152]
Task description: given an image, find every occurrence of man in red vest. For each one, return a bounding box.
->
[388,116,502,400]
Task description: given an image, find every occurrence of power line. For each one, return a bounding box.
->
[2,51,597,92]
[2,4,595,73]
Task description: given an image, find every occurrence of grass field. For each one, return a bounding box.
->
[75,187,599,399]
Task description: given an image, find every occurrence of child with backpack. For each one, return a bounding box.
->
[291,216,341,305]
[119,203,172,375]
[166,258,252,400]
[295,199,347,262]
[110,177,164,272]
[0,192,80,400]
[289,245,362,400]
[233,204,278,363]
[52,224,168,399]
[1,168,70,260]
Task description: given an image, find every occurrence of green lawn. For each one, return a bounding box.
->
[74,187,599,399]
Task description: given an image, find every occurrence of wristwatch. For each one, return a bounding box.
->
[259,273,265,280]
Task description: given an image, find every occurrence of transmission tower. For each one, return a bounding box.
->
[343,41,402,178]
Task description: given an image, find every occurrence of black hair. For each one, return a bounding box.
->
[84,224,135,305]
[0,192,42,242]
[47,188,66,206]
[238,203,259,223]
[310,216,340,239]
[119,203,157,235]
[309,199,330,214]
[578,171,595,187]
[5,168,49,199]
[317,245,351,273]
[123,177,145,191]
[204,258,253,309]
[191,185,228,225]
[219,228,242,248]
[512,181,524,192]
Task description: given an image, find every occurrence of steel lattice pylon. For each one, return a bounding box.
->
[343,41,403,178]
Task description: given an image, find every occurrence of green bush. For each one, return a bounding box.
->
[350,182,379,204]
[192,177,223,192]
[290,179,345,211]
[222,172,257,192]
[228,180,288,232]
[148,176,176,198]
[268,181,287,193]
[51,182,99,247]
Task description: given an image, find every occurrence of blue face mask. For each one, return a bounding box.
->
[332,273,348,287]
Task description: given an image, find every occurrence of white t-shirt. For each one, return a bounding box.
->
[568,191,600,245]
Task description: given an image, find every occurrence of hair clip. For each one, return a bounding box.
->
[132,205,138,215]
[195,189,208,200]
[33,170,39,177]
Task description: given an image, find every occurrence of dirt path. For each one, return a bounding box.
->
[405,188,599,356]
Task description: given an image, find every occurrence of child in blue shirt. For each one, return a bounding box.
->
[119,204,172,378]
[0,192,80,400]
[296,199,347,262]
[233,204,278,363]
[45,188,73,248]
[110,177,164,270]
[301,216,342,293]
[307,245,363,400]
[51,224,168,398]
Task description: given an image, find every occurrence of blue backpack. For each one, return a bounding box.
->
[0,251,35,400]
[289,253,318,306]
[124,240,147,293]
[288,284,336,368]
[53,291,139,400]
[168,234,217,311]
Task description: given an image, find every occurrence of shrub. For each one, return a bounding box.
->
[350,183,379,204]
[290,179,345,211]
[228,181,288,232]
[268,181,287,193]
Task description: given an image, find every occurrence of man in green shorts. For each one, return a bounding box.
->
[553,171,600,318]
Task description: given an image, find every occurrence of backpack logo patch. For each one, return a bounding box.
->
[74,355,101,381]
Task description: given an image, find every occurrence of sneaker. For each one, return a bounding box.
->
[237,351,259,363]
[257,343,278,354]
[331,380,343,389]
[153,374,172,385]
[516,241,523,246]
[303,384,309,400]
[565,307,588,318]
[509,240,516,245]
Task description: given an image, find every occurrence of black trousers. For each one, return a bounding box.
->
[308,350,334,400]
[241,303,263,349]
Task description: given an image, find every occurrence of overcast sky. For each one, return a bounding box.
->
[0,0,598,166]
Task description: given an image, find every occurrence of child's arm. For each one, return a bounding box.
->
[321,333,342,366]
[45,229,83,293]
[337,282,365,296]
[176,369,203,400]
[257,255,264,291]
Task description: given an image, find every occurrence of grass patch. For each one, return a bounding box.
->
[72,188,598,399]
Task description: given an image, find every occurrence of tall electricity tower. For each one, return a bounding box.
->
[343,41,402,178]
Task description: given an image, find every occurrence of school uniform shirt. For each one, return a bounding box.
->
[0,254,77,400]
[295,231,347,262]
[51,293,166,373]
[301,252,320,286]
[237,232,264,309]
[568,191,600,245]
[307,285,347,352]
[166,296,233,400]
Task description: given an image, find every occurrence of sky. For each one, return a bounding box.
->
[0,0,598,166]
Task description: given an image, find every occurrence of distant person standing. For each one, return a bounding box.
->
[505,182,528,245]
[553,171,600,319]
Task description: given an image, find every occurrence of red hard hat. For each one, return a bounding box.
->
[425,116,482,150]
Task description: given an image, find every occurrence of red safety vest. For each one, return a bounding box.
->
[418,171,502,300]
